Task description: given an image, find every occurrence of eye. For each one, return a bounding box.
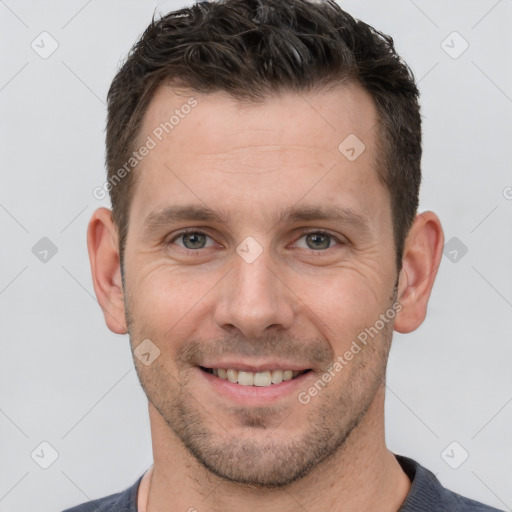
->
[293,231,344,251]
[166,229,345,254]
[169,230,216,250]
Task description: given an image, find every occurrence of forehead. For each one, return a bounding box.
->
[140,82,377,157]
[129,82,387,232]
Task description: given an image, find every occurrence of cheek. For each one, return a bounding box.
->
[293,267,389,337]
[126,262,219,341]
[296,284,393,378]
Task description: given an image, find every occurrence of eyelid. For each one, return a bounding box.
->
[291,229,347,249]
[167,227,347,251]
[167,228,217,248]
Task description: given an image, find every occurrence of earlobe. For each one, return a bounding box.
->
[87,207,128,334]
[394,211,444,334]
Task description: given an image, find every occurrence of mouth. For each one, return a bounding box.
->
[199,366,312,387]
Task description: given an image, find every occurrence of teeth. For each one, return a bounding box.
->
[211,368,304,387]
[254,371,272,387]
[227,369,238,383]
[237,371,254,386]
[271,369,283,384]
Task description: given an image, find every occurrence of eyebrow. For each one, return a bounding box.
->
[143,203,371,234]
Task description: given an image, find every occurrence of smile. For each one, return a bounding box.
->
[200,367,311,387]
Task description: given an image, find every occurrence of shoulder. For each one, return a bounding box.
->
[61,474,143,512]
[446,490,506,512]
[396,455,504,512]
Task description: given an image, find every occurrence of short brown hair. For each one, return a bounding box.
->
[106,0,422,271]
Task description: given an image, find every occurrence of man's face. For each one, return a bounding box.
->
[122,83,398,487]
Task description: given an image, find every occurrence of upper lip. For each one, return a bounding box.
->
[199,361,312,373]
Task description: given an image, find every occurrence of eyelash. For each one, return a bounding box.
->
[166,228,346,254]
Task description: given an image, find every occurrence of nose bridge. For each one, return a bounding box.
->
[214,243,295,337]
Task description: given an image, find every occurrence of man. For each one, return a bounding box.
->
[63,0,502,510]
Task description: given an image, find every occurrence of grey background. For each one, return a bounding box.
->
[1,1,511,511]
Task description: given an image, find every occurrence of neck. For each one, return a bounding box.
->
[145,388,410,512]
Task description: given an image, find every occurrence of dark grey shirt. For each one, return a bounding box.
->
[61,455,504,511]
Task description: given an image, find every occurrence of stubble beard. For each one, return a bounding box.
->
[128,330,391,489]
[123,274,395,488]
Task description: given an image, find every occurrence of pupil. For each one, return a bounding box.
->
[307,233,329,250]
[184,233,205,249]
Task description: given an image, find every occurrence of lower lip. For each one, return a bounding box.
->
[197,367,314,406]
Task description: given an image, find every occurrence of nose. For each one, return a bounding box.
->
[213,246,295,339]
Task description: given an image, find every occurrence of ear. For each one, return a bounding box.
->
[87,207,127,334]
[394,211,444,334]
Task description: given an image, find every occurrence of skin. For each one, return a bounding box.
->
[87,82,444,512]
